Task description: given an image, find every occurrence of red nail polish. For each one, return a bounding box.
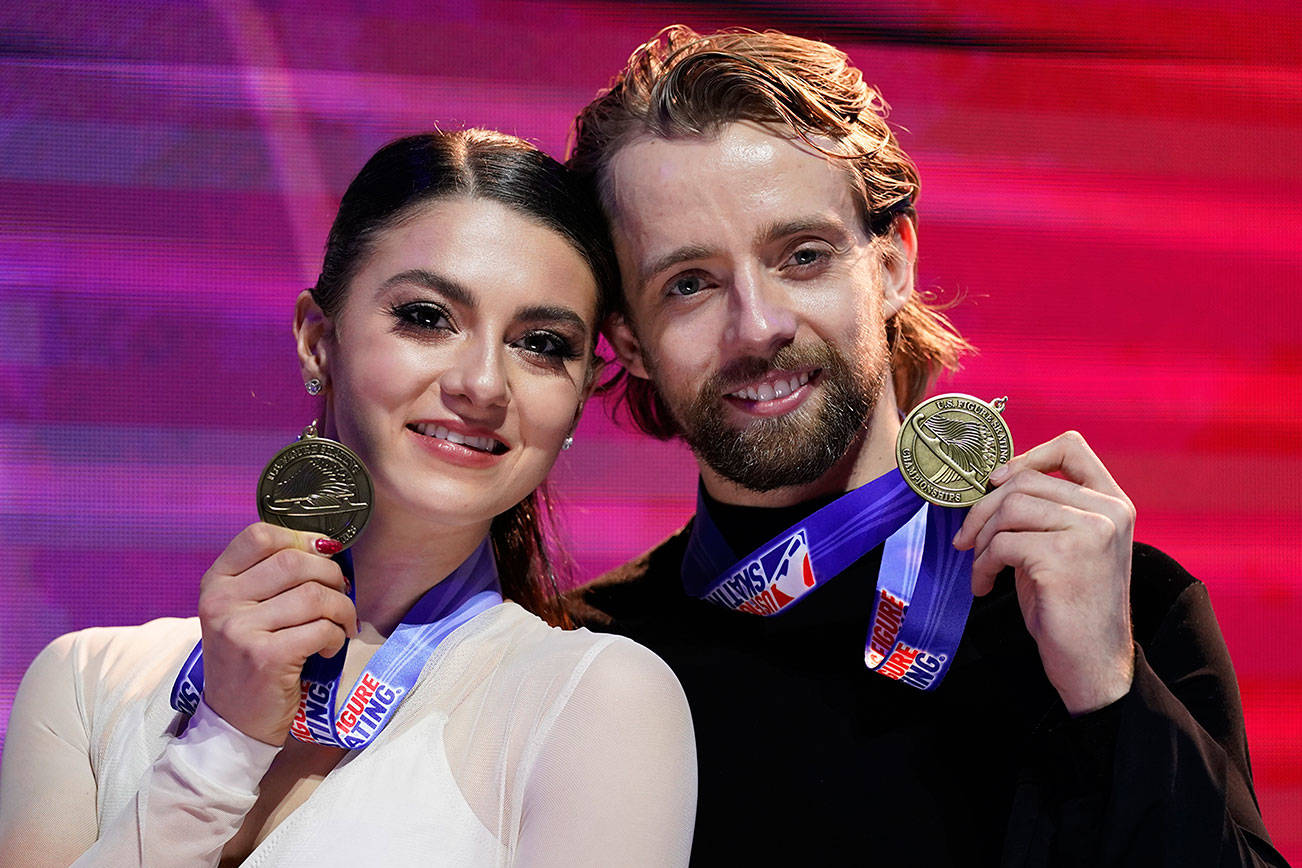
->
[315,538,343,555]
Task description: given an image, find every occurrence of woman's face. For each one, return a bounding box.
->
[307,196,598,531]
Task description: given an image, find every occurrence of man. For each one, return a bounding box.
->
[565,26,1284,866]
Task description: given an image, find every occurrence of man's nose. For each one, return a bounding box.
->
[440,337,509,410]
[723,267,798,356]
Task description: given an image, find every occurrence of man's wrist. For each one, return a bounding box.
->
[1057,644,1136,716]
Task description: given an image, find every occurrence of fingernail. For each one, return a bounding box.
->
[989,464,1009,482]
[315,538,343,555]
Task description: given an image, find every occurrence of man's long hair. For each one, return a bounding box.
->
[568,25,973,437]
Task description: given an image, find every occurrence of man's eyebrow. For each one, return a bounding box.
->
[639,244,716,288]
[757,217,852,247]
[638,218,854,288]
[378,269,475,307]
[515,304,587,333]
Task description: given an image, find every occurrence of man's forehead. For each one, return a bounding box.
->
[605,124,862,264]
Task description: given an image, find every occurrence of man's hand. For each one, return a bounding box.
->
[198,523,358,745]
[952,431,1136,714]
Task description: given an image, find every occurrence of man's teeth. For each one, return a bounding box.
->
[412,423,500,453]
[730,371,811,402]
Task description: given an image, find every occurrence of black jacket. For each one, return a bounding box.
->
[566,500,1285,867]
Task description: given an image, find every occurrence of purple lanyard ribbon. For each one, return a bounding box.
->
[681,469,974,690]
[171,539,503,748]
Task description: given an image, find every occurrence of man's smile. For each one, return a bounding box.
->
[722,368,821,418]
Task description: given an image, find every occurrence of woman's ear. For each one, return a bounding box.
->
[294,289,331,388]
[605,312,650,380]
[881,215,918,319]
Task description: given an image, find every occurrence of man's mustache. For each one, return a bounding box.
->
[704,344,832,397]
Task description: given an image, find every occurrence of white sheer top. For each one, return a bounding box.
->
[0,603,696,866]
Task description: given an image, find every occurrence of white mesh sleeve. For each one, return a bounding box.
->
[514,637,697,867]
[0,634,100,866]
[0,633,279,867]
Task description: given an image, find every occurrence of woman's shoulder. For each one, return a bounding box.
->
[482,602,687,709]
[30,618,200,704]
[42,617,199,666]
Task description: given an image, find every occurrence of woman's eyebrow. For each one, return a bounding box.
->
[379,268,476,308]
[515,304,587,332]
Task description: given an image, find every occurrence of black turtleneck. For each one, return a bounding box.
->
[566,490,1283,867]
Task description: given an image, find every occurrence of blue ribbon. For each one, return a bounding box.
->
[681,469,974,690]
[171,539,502,748]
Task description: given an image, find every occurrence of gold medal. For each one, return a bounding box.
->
[896,394,1013,506]
[256,421,373,549]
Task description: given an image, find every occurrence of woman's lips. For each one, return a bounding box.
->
[408,422,507,454]
[406,421,508,468]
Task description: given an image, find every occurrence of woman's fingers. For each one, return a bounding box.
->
[210,521,341,579]
[271,618,351,663]
[239,547,350,601]
[197,522,357,744]
[242,579,358,638]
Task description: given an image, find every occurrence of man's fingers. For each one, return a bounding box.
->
[969,492,1084,555]
[955,469,1127,549]
[970,530,1047,596]
[954,431,1133,551]
[997,431,1123,497]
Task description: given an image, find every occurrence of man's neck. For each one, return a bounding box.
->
[700,379,904,508]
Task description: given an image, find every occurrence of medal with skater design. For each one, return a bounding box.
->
[896,394,1013,506]
[256,420,373,549]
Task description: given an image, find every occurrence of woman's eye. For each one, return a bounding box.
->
[667,274,708,297]
[515,330,576,361]
[392,302,451,331]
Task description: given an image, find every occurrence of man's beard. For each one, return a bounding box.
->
[654,340,887,492]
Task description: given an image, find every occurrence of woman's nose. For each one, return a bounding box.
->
[440,338,509,410]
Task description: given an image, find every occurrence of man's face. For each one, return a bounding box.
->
[605,122,913,492]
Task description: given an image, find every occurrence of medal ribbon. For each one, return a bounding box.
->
[681,469,974,690]
[171,539,502,748]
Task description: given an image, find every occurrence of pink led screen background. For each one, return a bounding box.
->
[1,0,1299,857]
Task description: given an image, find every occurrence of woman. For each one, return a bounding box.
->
[0,130,696,865]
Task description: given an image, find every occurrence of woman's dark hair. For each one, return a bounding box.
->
[313,129,619,627]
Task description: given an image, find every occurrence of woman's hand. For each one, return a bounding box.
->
[953,431,1136,715]
[198,523,358,746]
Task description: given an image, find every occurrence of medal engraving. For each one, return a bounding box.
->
[896,394,1013,506]
[257,423,373,548]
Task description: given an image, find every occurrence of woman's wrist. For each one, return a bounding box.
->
[171,699,283,795]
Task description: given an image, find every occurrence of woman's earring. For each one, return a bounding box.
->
[562,435,574,451]
[305,377,322,396]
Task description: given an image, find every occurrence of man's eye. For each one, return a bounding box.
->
[667,274,707,297]
[786,247,829,269]
[515,330,576,360]
[391,302,451,331]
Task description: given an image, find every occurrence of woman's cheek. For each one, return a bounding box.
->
[523,382,581,448]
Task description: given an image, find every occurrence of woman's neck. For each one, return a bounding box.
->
[346,512,493,636]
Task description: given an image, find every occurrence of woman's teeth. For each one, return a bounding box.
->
[730,371,811,402]
[411,423,502,453]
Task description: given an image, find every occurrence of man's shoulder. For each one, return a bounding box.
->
[563,520,695,629]
[1128,540,1209,643]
